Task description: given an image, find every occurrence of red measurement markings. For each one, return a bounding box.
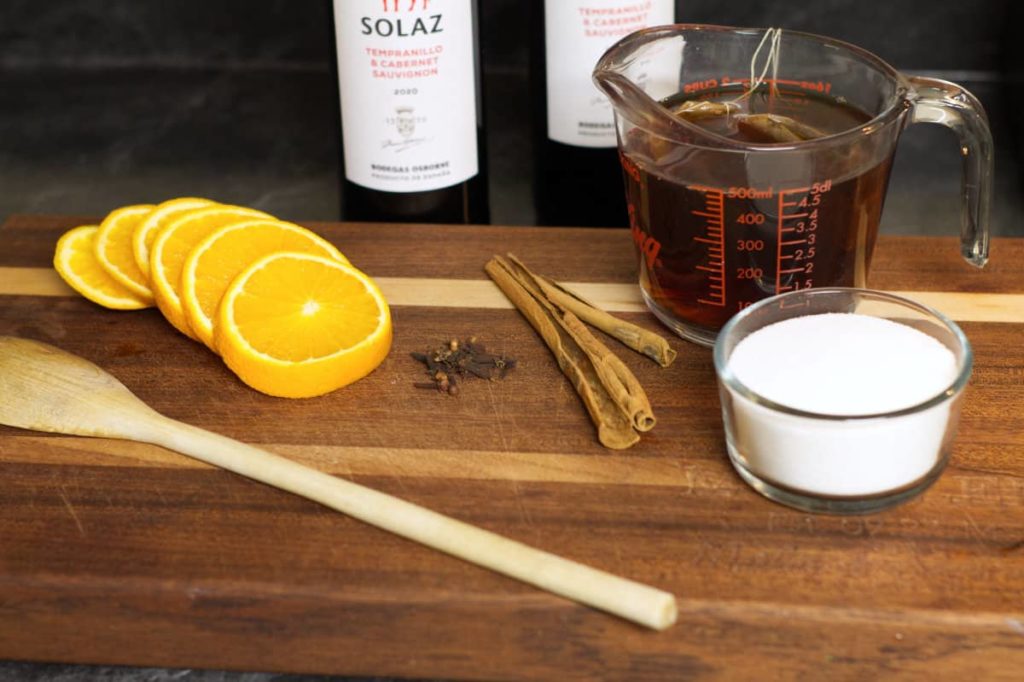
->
[692,188,727,307]
[775,186,814,294]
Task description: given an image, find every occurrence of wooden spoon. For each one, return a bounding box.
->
[0,335,677,630]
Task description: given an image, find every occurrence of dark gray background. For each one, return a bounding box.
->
[0,0,1021,235]
[1,1,1021,681]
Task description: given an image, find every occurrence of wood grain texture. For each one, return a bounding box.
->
[1,215,1022,679]
[7,266,1024,322]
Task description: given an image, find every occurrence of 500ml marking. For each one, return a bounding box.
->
[727,186,773,200]
[690,182,833,309]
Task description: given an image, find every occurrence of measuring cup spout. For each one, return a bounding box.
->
[592,69,679,140]
[592,27,724,147]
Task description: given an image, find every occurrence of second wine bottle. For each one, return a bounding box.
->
[532,0,675,227]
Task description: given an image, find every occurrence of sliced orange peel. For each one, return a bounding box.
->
[54,225,152,310]
[51,201,391,398]
[132,196,215,277]
[181,219,350,351]
[216,251,392,399]
[149,204,272,339]
[94,204,156,303]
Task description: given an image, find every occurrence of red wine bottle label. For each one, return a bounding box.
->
[335,0,479,192]
[545,0,674,148]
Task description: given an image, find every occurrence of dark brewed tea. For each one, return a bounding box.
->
[620,86,893,339]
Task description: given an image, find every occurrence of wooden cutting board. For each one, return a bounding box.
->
[1,215,1022,680]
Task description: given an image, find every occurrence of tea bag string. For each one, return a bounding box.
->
[732,27,782,104]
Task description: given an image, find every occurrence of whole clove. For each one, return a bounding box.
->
[411,337,516,395]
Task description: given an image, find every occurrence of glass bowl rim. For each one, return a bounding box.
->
[712,287,974,420]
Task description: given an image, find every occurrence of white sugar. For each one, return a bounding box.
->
[722,313,961,496]
[728,313,957,415]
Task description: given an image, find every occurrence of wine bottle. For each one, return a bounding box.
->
[333,0,489,224]
[532,0,675,227]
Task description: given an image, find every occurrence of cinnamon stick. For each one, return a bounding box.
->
[485,257,640,449]
[497,256,656,432]
[506,254,677,368]
[560,311,656,432]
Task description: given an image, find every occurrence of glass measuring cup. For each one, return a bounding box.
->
[593,25,993,346]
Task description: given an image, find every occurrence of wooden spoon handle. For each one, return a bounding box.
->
[139,413,678,630]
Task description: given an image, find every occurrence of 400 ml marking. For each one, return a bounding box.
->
[688,181,834,309]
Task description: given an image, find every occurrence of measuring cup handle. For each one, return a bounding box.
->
[906,76,993,267]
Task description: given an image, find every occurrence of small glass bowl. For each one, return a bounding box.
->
[712,288,972,514]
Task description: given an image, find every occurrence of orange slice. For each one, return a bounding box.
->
[217,252,391,398]
[94,204,156,302]
[53,226,151,310]
[182,220,349,350]
[149,204,272,339]
[132,196,215,277]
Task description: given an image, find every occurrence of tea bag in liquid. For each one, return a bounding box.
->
[667,28,832,143]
